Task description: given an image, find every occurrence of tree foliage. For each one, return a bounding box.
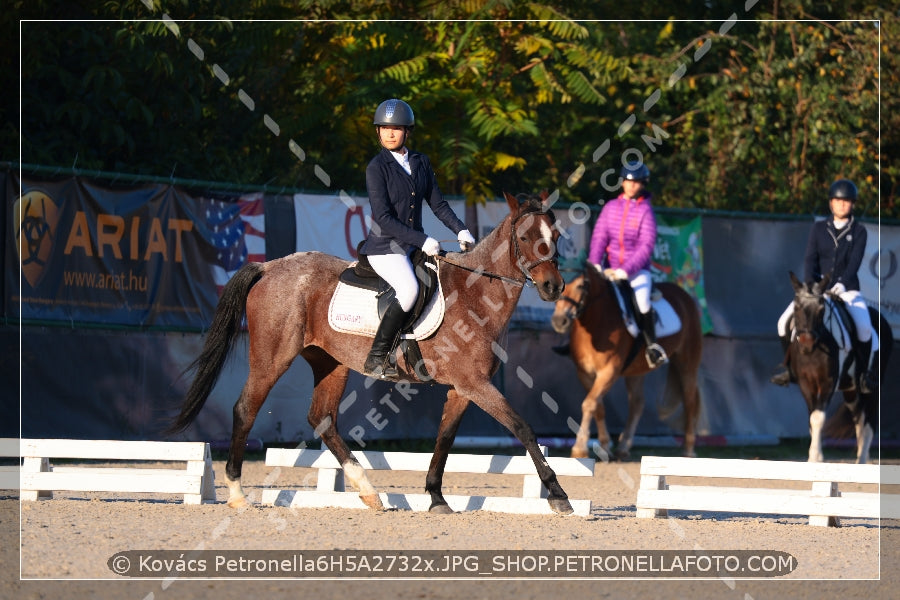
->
[4,0,894,218]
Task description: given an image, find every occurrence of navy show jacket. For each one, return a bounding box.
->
[359,147,467,256]
[803,215,867,291]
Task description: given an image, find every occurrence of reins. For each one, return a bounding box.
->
[436,254,529,287]
[436,207,557,288]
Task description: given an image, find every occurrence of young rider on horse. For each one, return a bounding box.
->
[588,161,668,369]
[359,98,476,379]
[770,179,879,393]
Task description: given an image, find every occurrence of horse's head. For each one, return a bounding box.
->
[551,272,588,334]
[503,190,564,301]
[790,271,830,354]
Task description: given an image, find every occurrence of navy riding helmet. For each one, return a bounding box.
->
[828,179,858,202]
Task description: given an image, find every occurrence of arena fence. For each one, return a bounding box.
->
[635,456,900,526]
[261,446,595,516]
[1,438,215,504]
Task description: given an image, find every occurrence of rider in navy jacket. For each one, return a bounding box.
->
[359,99,475,379]
[360,147,466,256]
[771,179,878,393]
[803,212,866,293]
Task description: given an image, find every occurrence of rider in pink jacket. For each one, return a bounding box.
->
[588,161,668,368]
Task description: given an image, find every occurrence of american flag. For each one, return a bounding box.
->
[201,193,265,293]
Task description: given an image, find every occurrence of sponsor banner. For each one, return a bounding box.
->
[860,222,900,336]
[7,175,264,328]
[654,214,713,334]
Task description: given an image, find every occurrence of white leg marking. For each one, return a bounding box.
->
[342,461,377,497]
[808,409,826,463]
[224,473,248,507]
[856,420,873,465]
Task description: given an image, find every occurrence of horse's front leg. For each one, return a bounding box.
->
[425,388,471,513]
[807,407,826,463]
[306,356,383,510]
[462,382,573,515]
[574,368,616,460]
[616,376,646,461]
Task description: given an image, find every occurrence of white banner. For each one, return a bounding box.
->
[860,222,900,337]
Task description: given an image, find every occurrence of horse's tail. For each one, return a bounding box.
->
[167,262,264,434]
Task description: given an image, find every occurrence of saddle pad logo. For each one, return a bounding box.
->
[14,190,60,289]
[328,280,445,340]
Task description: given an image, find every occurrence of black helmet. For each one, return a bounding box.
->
[620,161,650,182]
[828,179,858,202]
[373,99,415,128]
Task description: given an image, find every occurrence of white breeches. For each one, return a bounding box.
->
[367,252,418,312]
[630,270,652,314]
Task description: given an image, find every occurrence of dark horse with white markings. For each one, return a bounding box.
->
[786,271,892,463]
[169,191,574,514]
[550,265,702,460]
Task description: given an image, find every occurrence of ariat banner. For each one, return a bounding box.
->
[7,174,264,328]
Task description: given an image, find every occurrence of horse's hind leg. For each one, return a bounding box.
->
[670,355,700,458]
[843,391,874,464]
[615,376,646,461]
[425,388,471,514]
[225,373,283,508]
[304,350,383,510]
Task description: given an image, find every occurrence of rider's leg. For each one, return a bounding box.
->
[363,253,417,379]
[771,302,795,386]
[842,290,878,394]
[632,270,667,368]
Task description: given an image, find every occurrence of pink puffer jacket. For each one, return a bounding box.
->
[587,193,657,276]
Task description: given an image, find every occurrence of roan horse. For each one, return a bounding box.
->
[786,271,892,464]
[169,191,575,514]
[550,265,702,460]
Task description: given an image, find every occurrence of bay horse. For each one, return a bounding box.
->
[786,271,892,464]
[169,191,575,514]
[550,265,702,460]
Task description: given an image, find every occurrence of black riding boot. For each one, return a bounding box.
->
[641,309,668,368]
[363,299,408,379]
[770,333,793,387]
[857,339,878,395]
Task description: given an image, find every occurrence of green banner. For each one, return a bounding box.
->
[652,215,713,334]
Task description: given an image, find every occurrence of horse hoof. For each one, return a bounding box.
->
[360,494,384,510]
[429,503,454,514]
[227,496,250,509]
[613,449,630,462]
[570,448,588,459]
[549,498,574,515]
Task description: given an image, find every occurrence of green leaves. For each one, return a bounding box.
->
[6,1,893,217]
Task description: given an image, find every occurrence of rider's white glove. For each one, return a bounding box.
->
[830,282,846,295]
[457,229,476,252]
[422,237,441,256]
[613,268,629,281]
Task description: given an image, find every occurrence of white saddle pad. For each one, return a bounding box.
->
[327,264,445,340]
[611,283,682,338]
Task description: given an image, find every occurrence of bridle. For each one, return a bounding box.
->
[438,207,559,288]
[794,292,840,352]
[557,270,591,320]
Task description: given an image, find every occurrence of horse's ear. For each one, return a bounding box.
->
[789,271,803,292]
[503,191,518,213]
[819,272,831,291]
[539,188,557,209]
